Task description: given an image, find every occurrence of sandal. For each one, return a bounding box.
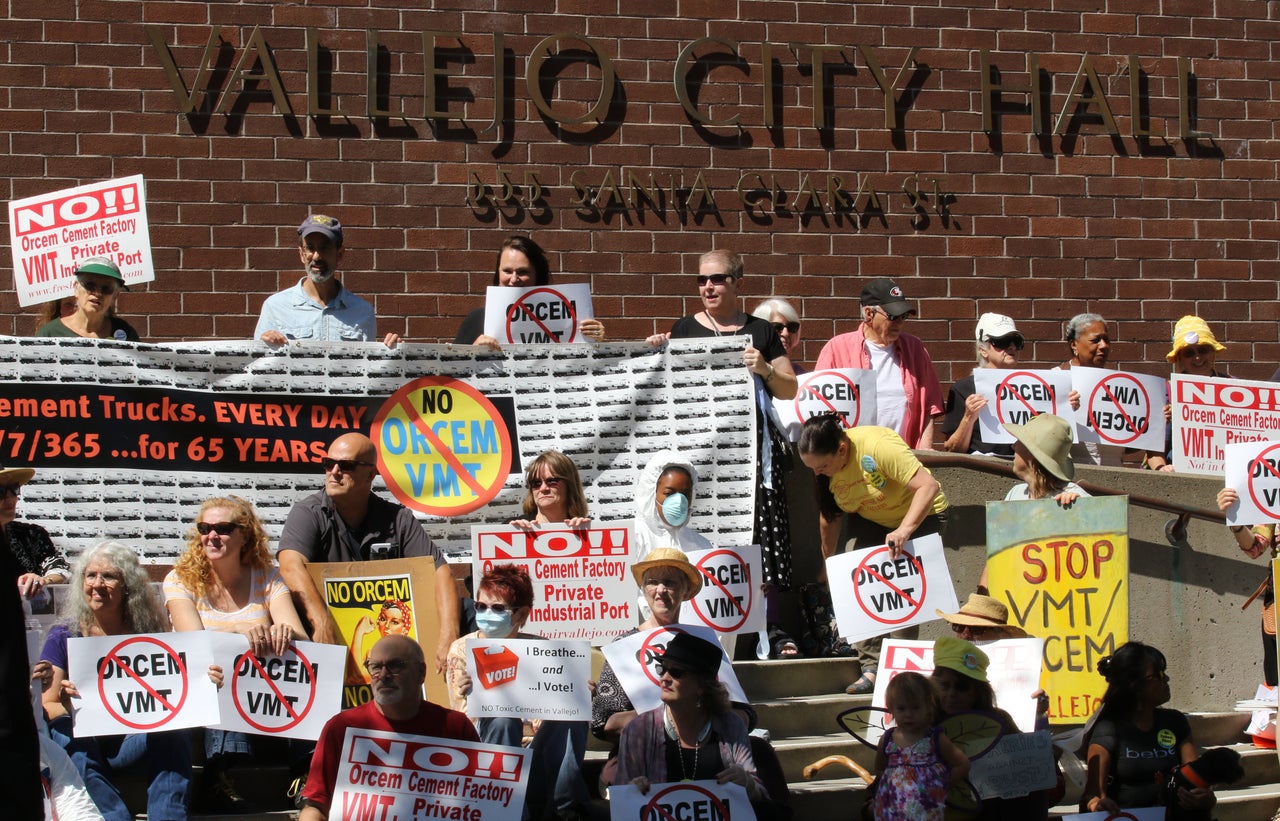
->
[767,624,800,659]
[846,670,876,695]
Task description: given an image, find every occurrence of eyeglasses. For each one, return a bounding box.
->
[771,321,800,335]
[77,279,118,296]
[988,336,1024,351]
[0,484,21,500]
[474,602,512,614]
[872,308,911,322]
[365,658,411,677]
[643,576,683,590]
[696,274,733,286]
[196,521,239,536]
[1179,345,1214,358]
[656,662,690,680]
[321,457,374,473]
[84,570,123,586]
[951,623,995,637]
[529,477,562,490]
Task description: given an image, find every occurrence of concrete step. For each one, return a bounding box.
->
[733,657,864,701]
[1050,781,1280,820]
[753,692,870,740]
[786,776,871,817]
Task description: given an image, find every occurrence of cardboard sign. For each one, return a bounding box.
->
[1071,367,1167,450]
[772,368,877,441]
[986,496,1129,722]
[463,638,592,721]
[471,524,634,644]
[332,728,531,821]
[973,368,1073,444]
[307,557,445,709]
[679,544,766,635]
[9,175,155,307]
[1171,373,1280,475]
[970,731,1058,799]
[608,781,755,821]
[825,533,958,643]
[1224,440,1280,525]
[67,631,219,736]
[482,283,595,344]
[871,638,1045,736]
[601,624,748,714]
[210,634,346,741]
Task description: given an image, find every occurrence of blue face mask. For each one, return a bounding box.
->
[475,609,514,638]
[660,492,691,528]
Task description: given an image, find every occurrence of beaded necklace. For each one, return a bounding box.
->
[664,707,712,782]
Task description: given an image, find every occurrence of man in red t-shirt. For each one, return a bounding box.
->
[299,635,480,820]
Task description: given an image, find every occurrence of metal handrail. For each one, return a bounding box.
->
[916,452,1225,544]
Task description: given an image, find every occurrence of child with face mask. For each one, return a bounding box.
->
[631,452,715,623]
[444,564,591,819]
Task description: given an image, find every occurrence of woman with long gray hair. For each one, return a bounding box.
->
[39,541,192,821]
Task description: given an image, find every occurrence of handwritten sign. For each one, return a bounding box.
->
[9,175,155,307]
[680,545,765,635]
[608,781,755,821]
[825,533,958,643]
[472,524,634,644]
[986,496,1129,722]
[463,638,592,721]
[1072,366,1166,451]
[332,728,531,821]
[772,369,877,442]
[970,731,1058,799]
[483,284,594,344]
[211,634,345,741]
[600,624,747,714]
[67,631,218,736]
[1062,810,1163,821]
[973,368,1073,444]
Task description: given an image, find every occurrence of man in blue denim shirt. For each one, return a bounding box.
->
[254,214,400,347]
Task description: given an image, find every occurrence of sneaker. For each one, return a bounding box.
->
[208,771,257,815]
[287,774,308,810]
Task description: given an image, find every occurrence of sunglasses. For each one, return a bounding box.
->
[1179,345,1214,358]
[771,321,800,335]
[196,521,239,536]
[474,602,513,614]
[872,308,911,322]
[321,457,374,473]
[529,477,562,490]
[950,622,995,637]
[988,336,1024,351]
[656,662,690,680]
[77,279,118,296]
[696,274,733,286]
[0,484,21,500]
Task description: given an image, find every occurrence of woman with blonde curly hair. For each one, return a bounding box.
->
[163,496,306,813]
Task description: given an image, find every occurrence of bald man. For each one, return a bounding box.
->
[278,433,460,670]
[298,636,478,821]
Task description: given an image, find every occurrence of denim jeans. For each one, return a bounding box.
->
[47,715,191,821]
[476,717,588,819]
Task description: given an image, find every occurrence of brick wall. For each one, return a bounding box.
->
[2,1,1277,387]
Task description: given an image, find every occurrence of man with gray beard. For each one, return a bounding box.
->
[255,214,400,347]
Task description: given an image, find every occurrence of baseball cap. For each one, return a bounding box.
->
[859,278,914,316]
[975,312,1022,344]
[297,214,343,247]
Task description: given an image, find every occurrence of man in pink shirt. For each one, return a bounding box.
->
[815,278,943,449]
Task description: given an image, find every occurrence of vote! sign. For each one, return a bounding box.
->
[1224,440,1280,525]
[1073,366,1166,450]
[825,533,958,644]
[463,638,592,721]
[332,728,532,821]
[608,781,755,821]
[772,369,877,442]
[482,283,595,344]
[472,524,635,643]
[973,368,1073,444]
[67,631,219,736]
[600,624,748,713]
[680,544,765,635]
[9,174,156,307]
[372,376,513,516]
[211,635,345,741]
